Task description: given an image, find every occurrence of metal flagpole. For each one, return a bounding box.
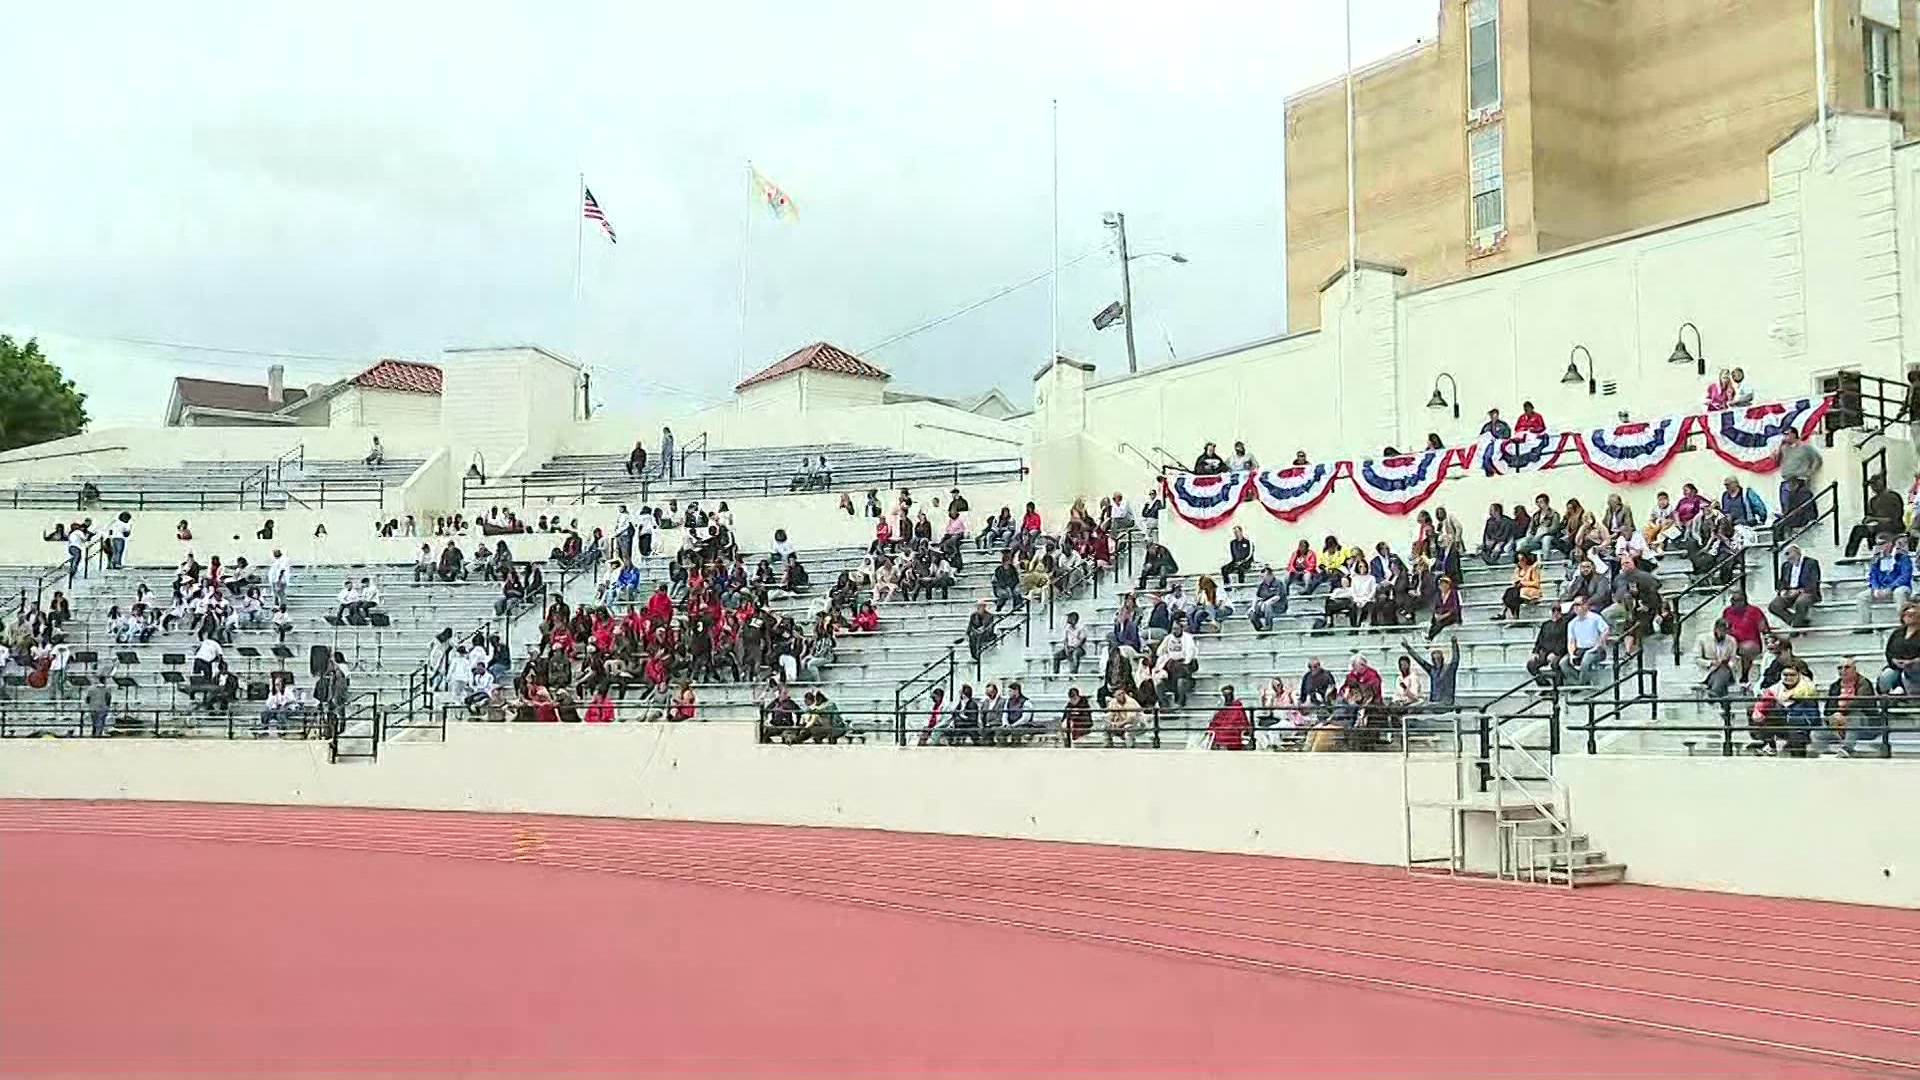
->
[737,160,754,391]
[1812,0,1830,163]
[574,171,586,358]
[1050,99,1060,370]
[1344,0,1357,292]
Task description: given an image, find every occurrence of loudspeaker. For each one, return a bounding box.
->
[309,645,331,678]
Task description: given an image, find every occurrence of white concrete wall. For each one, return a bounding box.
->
[799,370,888,409]
[0,724,1457,867]
[0,425,446,484]
[2,728,1911,907]
[328,387,444,431]
[1557,755,1920,908]
[440,347,581,480]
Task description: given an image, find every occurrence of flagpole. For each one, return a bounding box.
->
[1344,0,1357,296]
[737,160,754,392]
[574,171,586,357]
[1050,99,1060,371]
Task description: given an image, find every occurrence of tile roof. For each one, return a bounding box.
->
[172,377,309,414]
[351,358,443,395]
[734,341,890,392]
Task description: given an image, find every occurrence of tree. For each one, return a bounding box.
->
[0,335,89,453]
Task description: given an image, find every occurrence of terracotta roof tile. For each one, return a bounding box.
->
[351,358,443,395]
[734,341,890,392]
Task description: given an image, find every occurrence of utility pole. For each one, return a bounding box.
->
[1108,211,1140,375]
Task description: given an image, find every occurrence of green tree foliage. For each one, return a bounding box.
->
[0,335,89,452]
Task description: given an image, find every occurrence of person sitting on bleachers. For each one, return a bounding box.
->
[1860,535,1913,626]
[1813,658,1887,758]
[1767,545,1822,630]
[1248,566,1288,632]
[1478,502,1514,565]
[1220,526,1255,585]
[236,588,269,630]
[1136,541,1177,592]
[433,541,465,583]
[364,436,385,467]
[1748,664,1816,756]
[259,675,297,736]
[335,579,361,624]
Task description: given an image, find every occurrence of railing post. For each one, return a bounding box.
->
[1584,704,1597,755]
[1150,704,1161,749]
[1720,706,1735,757]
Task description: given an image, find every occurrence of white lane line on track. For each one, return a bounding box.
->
[4,818,1914,1077]
[11,818,1920,1050]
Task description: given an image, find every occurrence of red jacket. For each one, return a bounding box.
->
[1514,411,1547,435]
[644,591,673,623]
[1208,701,1251,750]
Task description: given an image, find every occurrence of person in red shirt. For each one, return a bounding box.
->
[1208,686,1252,750]
[852,602,879,633]
[643,584,673,624]
[1020,501,1043,536]
[1719,592,1770,683]
[1514,400,1547,436]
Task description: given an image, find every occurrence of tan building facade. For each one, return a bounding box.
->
[1284,0,1919,330]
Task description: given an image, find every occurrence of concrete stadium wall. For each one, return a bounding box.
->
[0,425,444,484]
[0,725,1456,867]
[561,400,1027,466]
[1555,755,1919,909]
[1,726,1913,908]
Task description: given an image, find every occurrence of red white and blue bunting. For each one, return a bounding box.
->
[1699,397,1833,472]
[1160,470,1253,530]
[1250,463,1342,522]
[1348,449,1452,516]
[1476,430,1572,477]
[1147,395,1830,530]
[1572,415,1696,484]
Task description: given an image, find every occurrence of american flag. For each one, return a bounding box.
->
[583,186,617,244]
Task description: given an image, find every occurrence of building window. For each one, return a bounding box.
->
[1470,123,1505,239]
[1864,21,1899,111]
[1467,0,1500,113]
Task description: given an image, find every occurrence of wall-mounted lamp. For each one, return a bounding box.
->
[1561,344,1597,396]
[1426,372,1460,419]
[1668,322,1705,377]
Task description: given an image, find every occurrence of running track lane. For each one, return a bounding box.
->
[1,801,1916,1078]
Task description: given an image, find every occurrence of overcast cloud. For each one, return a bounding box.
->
[0,1,1437,425]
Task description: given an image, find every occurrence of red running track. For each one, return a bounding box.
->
[2,800,1917,1078]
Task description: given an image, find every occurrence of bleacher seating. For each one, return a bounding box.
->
[464,443,1023,507]
[4,457,420,511]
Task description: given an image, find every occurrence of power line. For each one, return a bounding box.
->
[859,245,1105,356]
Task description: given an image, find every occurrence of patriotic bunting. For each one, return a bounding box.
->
[1348,449,1452,516]
[1148,395,1830,529]
[1699,397,1833,472]
[1573,415,1695,484]
[1250,463,1341,522]
[1161,470,1253,529]
[1477,430,1571,476]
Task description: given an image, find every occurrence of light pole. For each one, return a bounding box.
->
[1103,211,1187,374]
[1105,212,1139,374]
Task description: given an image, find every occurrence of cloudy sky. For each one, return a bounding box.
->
[1,0,1438,425]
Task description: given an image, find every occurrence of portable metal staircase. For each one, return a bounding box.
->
[1404,694,1626,888]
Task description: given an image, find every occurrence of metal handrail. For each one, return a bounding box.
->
[913,422,1023,448]
[463,457,1028,508]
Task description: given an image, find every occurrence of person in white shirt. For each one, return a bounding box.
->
[105,513,132,570]
[1558,598,1612,683]
[465,662,495,712]
[1052,612,1091,675]
[358,578,382,615]
[192,634,223,683]
[1613,526,1652,572]
[770,529,796,565]
[270,605,293,643]
[1108,493,1135,532]
[336,579,361,623]
[260,678,297,735]
[236,591,268,629]
[1155,624,1199,708]
[269,550,292,607]
[64,522,92,588]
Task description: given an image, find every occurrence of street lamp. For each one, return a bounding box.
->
[1669,322,1705,376]
[1427,372,1460,419]
[1561,344,1597,396]
[1102,212,1188,374]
